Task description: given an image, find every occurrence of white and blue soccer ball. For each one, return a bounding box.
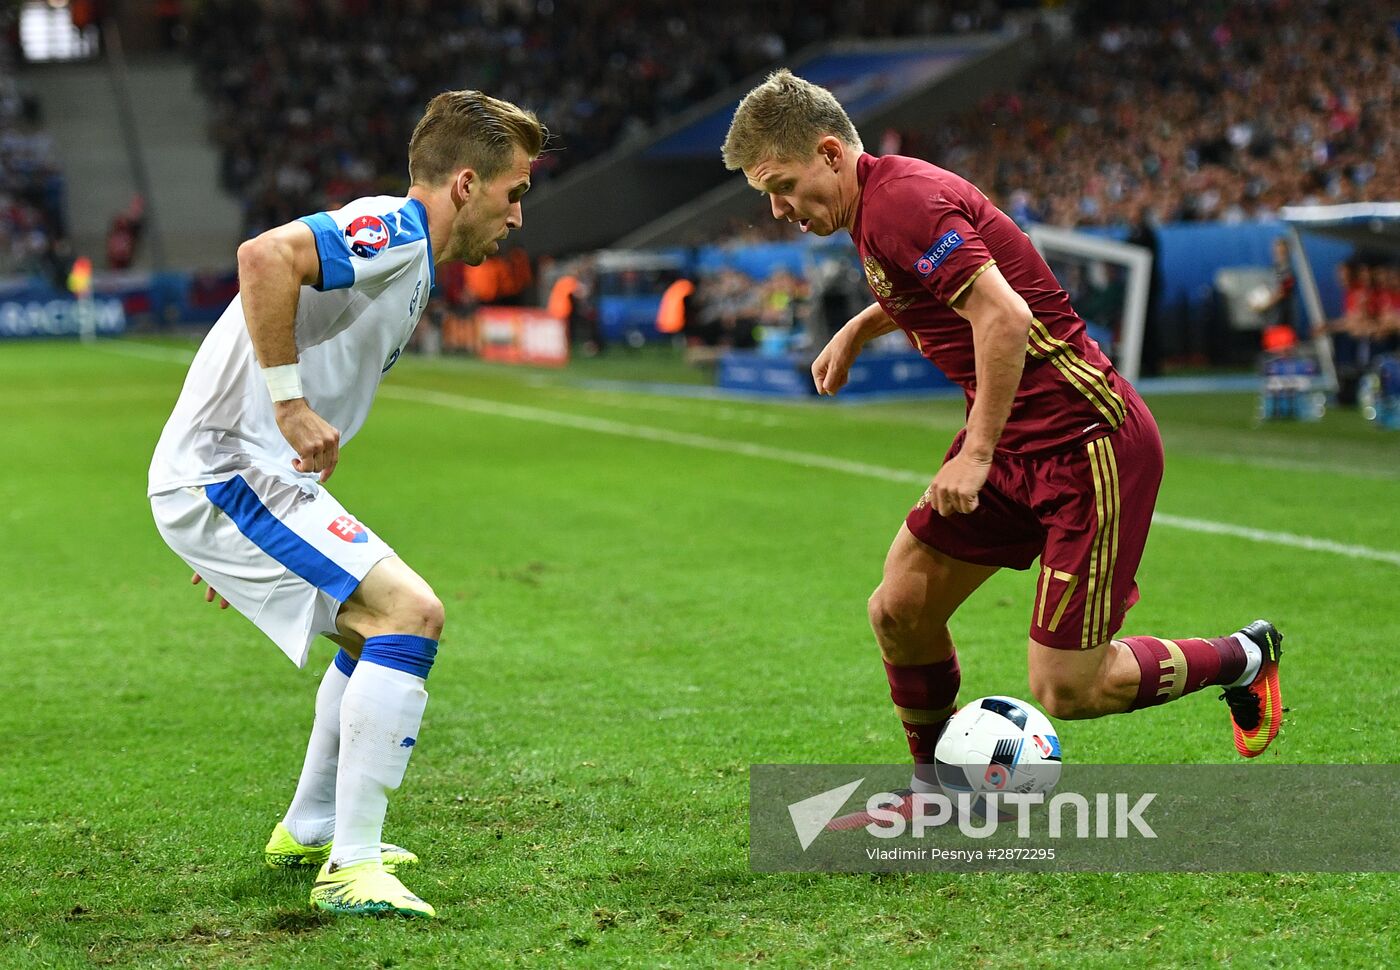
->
[933,696,1062,819]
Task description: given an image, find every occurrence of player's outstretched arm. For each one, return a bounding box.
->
[812,302,900,395]
[237,222,342,482]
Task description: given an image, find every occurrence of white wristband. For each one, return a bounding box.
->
[262,364,303,402]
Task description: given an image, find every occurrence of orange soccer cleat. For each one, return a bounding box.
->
[1220,620,1284,758]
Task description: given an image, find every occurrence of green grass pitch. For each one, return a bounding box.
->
[2,338,1397,968]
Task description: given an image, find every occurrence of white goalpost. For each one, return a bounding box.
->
[1026,225,1153,384]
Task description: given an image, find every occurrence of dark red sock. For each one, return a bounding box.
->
[1125,635,1246,710]
[884,654,960,763]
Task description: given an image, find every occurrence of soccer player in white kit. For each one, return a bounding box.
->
[148,91,544,918]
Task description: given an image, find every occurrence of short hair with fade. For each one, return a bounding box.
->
[408,90,547,186]
[721,69,862,172]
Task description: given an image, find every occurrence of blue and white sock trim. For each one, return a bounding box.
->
[333,648,359,677]
[361,634,438,680]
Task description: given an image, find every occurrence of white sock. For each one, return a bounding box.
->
[282,659,351,846]
[1228,632,1263,687]
[330,662,428,868]
[910,771,942,795]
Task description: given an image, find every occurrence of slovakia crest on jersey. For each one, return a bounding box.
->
[345,215,389,260]
[328,515,369,543]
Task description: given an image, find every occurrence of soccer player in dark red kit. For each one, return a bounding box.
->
[722,70,1284,818]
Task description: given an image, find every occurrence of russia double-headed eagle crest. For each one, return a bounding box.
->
[862,255,892,299]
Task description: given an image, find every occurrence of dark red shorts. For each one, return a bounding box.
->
[906,387,1163,650]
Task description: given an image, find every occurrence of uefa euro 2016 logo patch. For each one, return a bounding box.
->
[914,230,963,277]
[345,215,389,260]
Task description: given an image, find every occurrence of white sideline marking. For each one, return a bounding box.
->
[102,343,1389,475]
[382,384,1400,568]
[1177,451,1400,482]
[96,344,1400,568]
[1152,514,1400,567]
[382,384,927,485]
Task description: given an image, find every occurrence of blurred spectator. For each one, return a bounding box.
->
[807,253,867,341]
[688,266,811,354]
[1125,203,1164,375]
[1252,237,1297,331]
[184,0,1013,238]
[692,268,760,349]
[460,246,532,306]
[547,257,603,355]
[0,50,68,279]
[1333,262,1378,342]
[1376,265,1400,349]
[886,0,1400,230]
[656,276,695,336]
[1324,258,1397,403]
[105,194,146,270]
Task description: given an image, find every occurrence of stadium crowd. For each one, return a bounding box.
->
[185,0,1018,237]
[667,0,1400,364]
[893,0,1400,229]
[0,56,67,279]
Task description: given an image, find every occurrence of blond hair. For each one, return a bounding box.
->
[408,90,546,186]
[721,69,862,171]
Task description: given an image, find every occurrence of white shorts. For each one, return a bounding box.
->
[150,466,395,667]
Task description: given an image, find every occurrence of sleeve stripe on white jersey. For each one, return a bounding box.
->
[299,212,355,291]
[395,199,435,289]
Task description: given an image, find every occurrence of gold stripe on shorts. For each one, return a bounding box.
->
[1082,436,1122,649]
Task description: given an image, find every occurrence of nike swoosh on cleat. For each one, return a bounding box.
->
[1243,682,1276,751]
[1259,681,1276,725]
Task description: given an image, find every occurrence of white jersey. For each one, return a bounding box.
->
[149,195,434,496]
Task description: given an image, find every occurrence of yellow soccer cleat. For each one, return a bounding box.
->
[1220,620,1284,758]
[264,821,418,871]
[310,860,435,918]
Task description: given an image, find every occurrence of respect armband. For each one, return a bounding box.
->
[262,364,303,402]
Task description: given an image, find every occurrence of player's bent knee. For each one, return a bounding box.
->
[399,588,445,640]
[342,579,445,641]
[1030,678,1097,720]
[867,584,917,641]
[868,585,950,665]
[869,580,955,629]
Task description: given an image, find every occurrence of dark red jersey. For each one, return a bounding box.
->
[852,153,1129,455]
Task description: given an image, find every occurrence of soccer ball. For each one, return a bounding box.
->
[933,696,1062,819]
